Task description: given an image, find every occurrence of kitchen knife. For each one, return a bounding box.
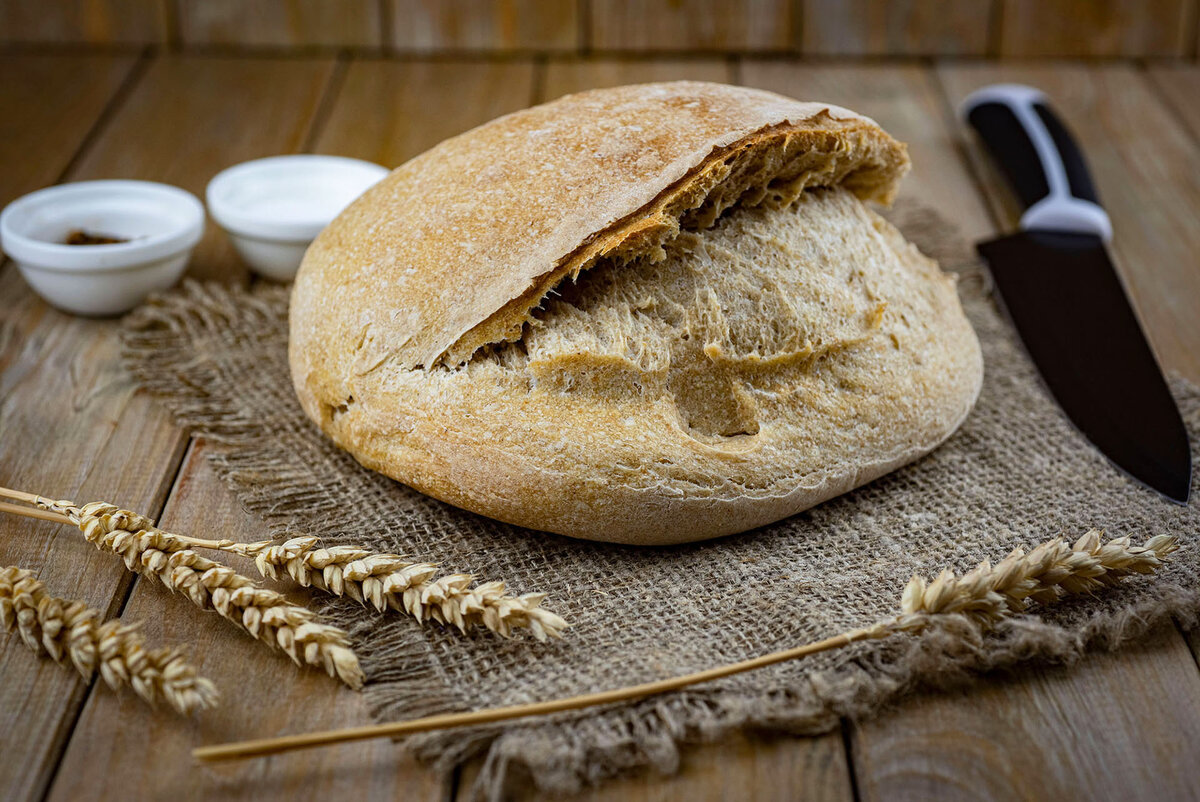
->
[962,83,1191,503]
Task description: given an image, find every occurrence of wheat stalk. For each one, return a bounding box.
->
[0,565,218,715]
[6,487,567,641]
[34,498,365,690]
[193,530,1179,762]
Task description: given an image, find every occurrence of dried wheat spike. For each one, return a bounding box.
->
[0,565,218,714]
[894,530,1179,634]
[233,537,568,641]
[38,500,365,690]
[33,495,568,641]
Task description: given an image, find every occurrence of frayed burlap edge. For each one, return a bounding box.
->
[388,567,1200,798]
[119,215,1199,800]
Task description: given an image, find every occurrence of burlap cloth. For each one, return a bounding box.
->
[121,206,1200,798]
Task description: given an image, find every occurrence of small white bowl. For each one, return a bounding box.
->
[206,155,390,281]
[0,180,204,316]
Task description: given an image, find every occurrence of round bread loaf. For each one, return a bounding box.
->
[289,81,983,545]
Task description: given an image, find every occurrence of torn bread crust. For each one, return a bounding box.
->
[291,82,912,396]
[440,117,909,367]
[478,189,904,445]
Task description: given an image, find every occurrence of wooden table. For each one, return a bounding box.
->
[2,51,1200,802]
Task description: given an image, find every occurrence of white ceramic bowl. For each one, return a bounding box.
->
[0,180,204,316]
[206,155,390,281]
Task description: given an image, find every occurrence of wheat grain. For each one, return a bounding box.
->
[0,565,218,714]
[35,499,365,690]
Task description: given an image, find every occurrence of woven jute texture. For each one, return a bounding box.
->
[121,206,1200,798]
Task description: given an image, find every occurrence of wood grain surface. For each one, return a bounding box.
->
[0,0,168,45]
[739,61,995,244]
[390,0,579,52]
[800,1,993,56]
[0,54,335,802]
[0,54,138,208]
[997,0,1194,57]
[589,0,793,52]
[69,55,337,282]
[2,53,1199,802]
[314,59,536,165]
[851,625,1200,801]
[0,53,153,802]
[457,731,855,802]
[2,1,1199,57]
[542,57,731,100]
[1147,65,1200,142]
[178,0,384,48]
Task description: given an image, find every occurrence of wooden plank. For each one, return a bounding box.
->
[389,0,579,52]
[938,62,1200,383]
[1147,65,1200,143]
[851,626,1200,801]
[0,54,336,802]
[46,442,451,802]
[0,54,138,208]
[589,0,792,52]
[800,0,992,56]
[177,0,384,48]
[0,0,168,45]
[542,57,732,101]
[313,59,536,166]
[456,731,854,802]
[739,61,995,245]
[997,0,1192,57]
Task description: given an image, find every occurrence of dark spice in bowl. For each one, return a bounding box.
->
[64,229,129,246]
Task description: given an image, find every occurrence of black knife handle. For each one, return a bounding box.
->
[962,84,1112,241]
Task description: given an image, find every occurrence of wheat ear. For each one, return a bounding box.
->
[10,487,567,641]
[229,537,568,640]
[35,499,365,690]
[886,530,1179,636]
[0,565,218,714]
[194,530,1178,762]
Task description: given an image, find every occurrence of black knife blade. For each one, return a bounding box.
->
[963,84,1191,503]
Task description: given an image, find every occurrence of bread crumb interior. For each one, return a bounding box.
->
[478,188,912,443]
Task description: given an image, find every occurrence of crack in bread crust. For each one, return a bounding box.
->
[441,121,906,367]
[475,188,892,444]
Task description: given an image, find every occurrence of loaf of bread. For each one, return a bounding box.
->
[289,81,983,545]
